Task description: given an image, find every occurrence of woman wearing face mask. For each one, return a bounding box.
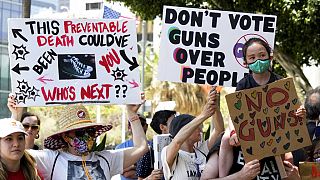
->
[203,37,305,180]
[0,118,41,180]
[8,98,148,180]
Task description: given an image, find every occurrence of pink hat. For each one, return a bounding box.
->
[44,104,112,150]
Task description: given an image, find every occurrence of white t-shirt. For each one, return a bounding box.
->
[161,141,209,180]
[28,149,124,180]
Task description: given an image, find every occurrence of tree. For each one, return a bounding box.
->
[116,0,320,93]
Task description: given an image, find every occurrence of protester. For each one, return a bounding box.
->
[115,114,151,180]
[214,37,305,179]
[150,110,176,135]
[161,87,224,179]
[21,112,41,150]
[8,95,148,180]
[8,94,42,150]
[292,88,320,165]
[135,110,177,180]
[0,118,41,180]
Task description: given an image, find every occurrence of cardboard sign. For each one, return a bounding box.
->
[8,19,141,106]
[299,162,320,180]
[225,78,311,161]
[158,6,277,87]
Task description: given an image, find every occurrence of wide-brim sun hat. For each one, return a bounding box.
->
[44,104,112,150]
[0,118,28,138]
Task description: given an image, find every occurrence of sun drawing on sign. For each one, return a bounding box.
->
[12,44,30,60]
[17,80,30,93]
[111,67,127,81]
[28,86,40,101]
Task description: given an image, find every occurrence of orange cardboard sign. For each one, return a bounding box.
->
[299,162,320,180]
[226,78,311,161]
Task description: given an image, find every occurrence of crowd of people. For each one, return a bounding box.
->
[1,37,320,180]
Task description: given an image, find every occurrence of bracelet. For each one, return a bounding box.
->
[128,115,139,123]
[230,130,236,137]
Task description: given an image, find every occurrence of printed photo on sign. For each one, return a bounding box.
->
[58,54,96,80]
[158,6,277,87]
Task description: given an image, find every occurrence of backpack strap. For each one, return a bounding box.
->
[50,151,60,180]
[96,154,111,172]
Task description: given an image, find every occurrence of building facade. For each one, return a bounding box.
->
[0,0,58,118]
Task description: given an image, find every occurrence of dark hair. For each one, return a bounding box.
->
[21,112,41,126]
[242,37,271,62]
[150,110,176,134]
[169,114,195,138]
[305,89,320,120]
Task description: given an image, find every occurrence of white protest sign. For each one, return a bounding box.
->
[8,19,141,106]
[158,6,277,87]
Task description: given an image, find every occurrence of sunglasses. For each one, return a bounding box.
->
[74,128,96,137]
[22,124,39,130]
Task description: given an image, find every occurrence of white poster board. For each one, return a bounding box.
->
[158,6,277,87]
[8,19,141,106]
[153,134,171,169]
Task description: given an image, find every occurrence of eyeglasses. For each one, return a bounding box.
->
[22,124,39,130]
[74,128,96,137]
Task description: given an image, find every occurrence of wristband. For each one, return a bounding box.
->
[128,115,139,123]
[230,130,236,137]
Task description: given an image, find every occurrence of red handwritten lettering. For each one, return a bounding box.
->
[37,35,74,47]
[41,86,75,101]
[257,117,271,137]
[274,113,286,130]
[245,92,262,112]
[239,120,255,141]
[99,49,120,73]
[80,84,112,100]
[266,87,289,108]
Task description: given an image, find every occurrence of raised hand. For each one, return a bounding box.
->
[295,105,306,119]
[7,93,23,120]
[127,92,146,116]
[200,86,217,119]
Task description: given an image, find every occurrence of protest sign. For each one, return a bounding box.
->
[158,6,277,87]
[299,162,320,180]
[8,19,141,106]
[225,78,311,161]
[153,134,171,169]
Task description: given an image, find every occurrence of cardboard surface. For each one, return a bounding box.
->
[300,162,320,180]
[226,78,311,161]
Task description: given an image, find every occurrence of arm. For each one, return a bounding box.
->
[7,94,23,120]
[283,161,300,180]
[122,165,137,179]
[122,98,148,169]
[207,109,224,149]
[204,159,260,180]
[201,151,219,179]
[139,169,163,180]
[166,88,217,170]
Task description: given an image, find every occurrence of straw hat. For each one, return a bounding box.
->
[44,104,112,150]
